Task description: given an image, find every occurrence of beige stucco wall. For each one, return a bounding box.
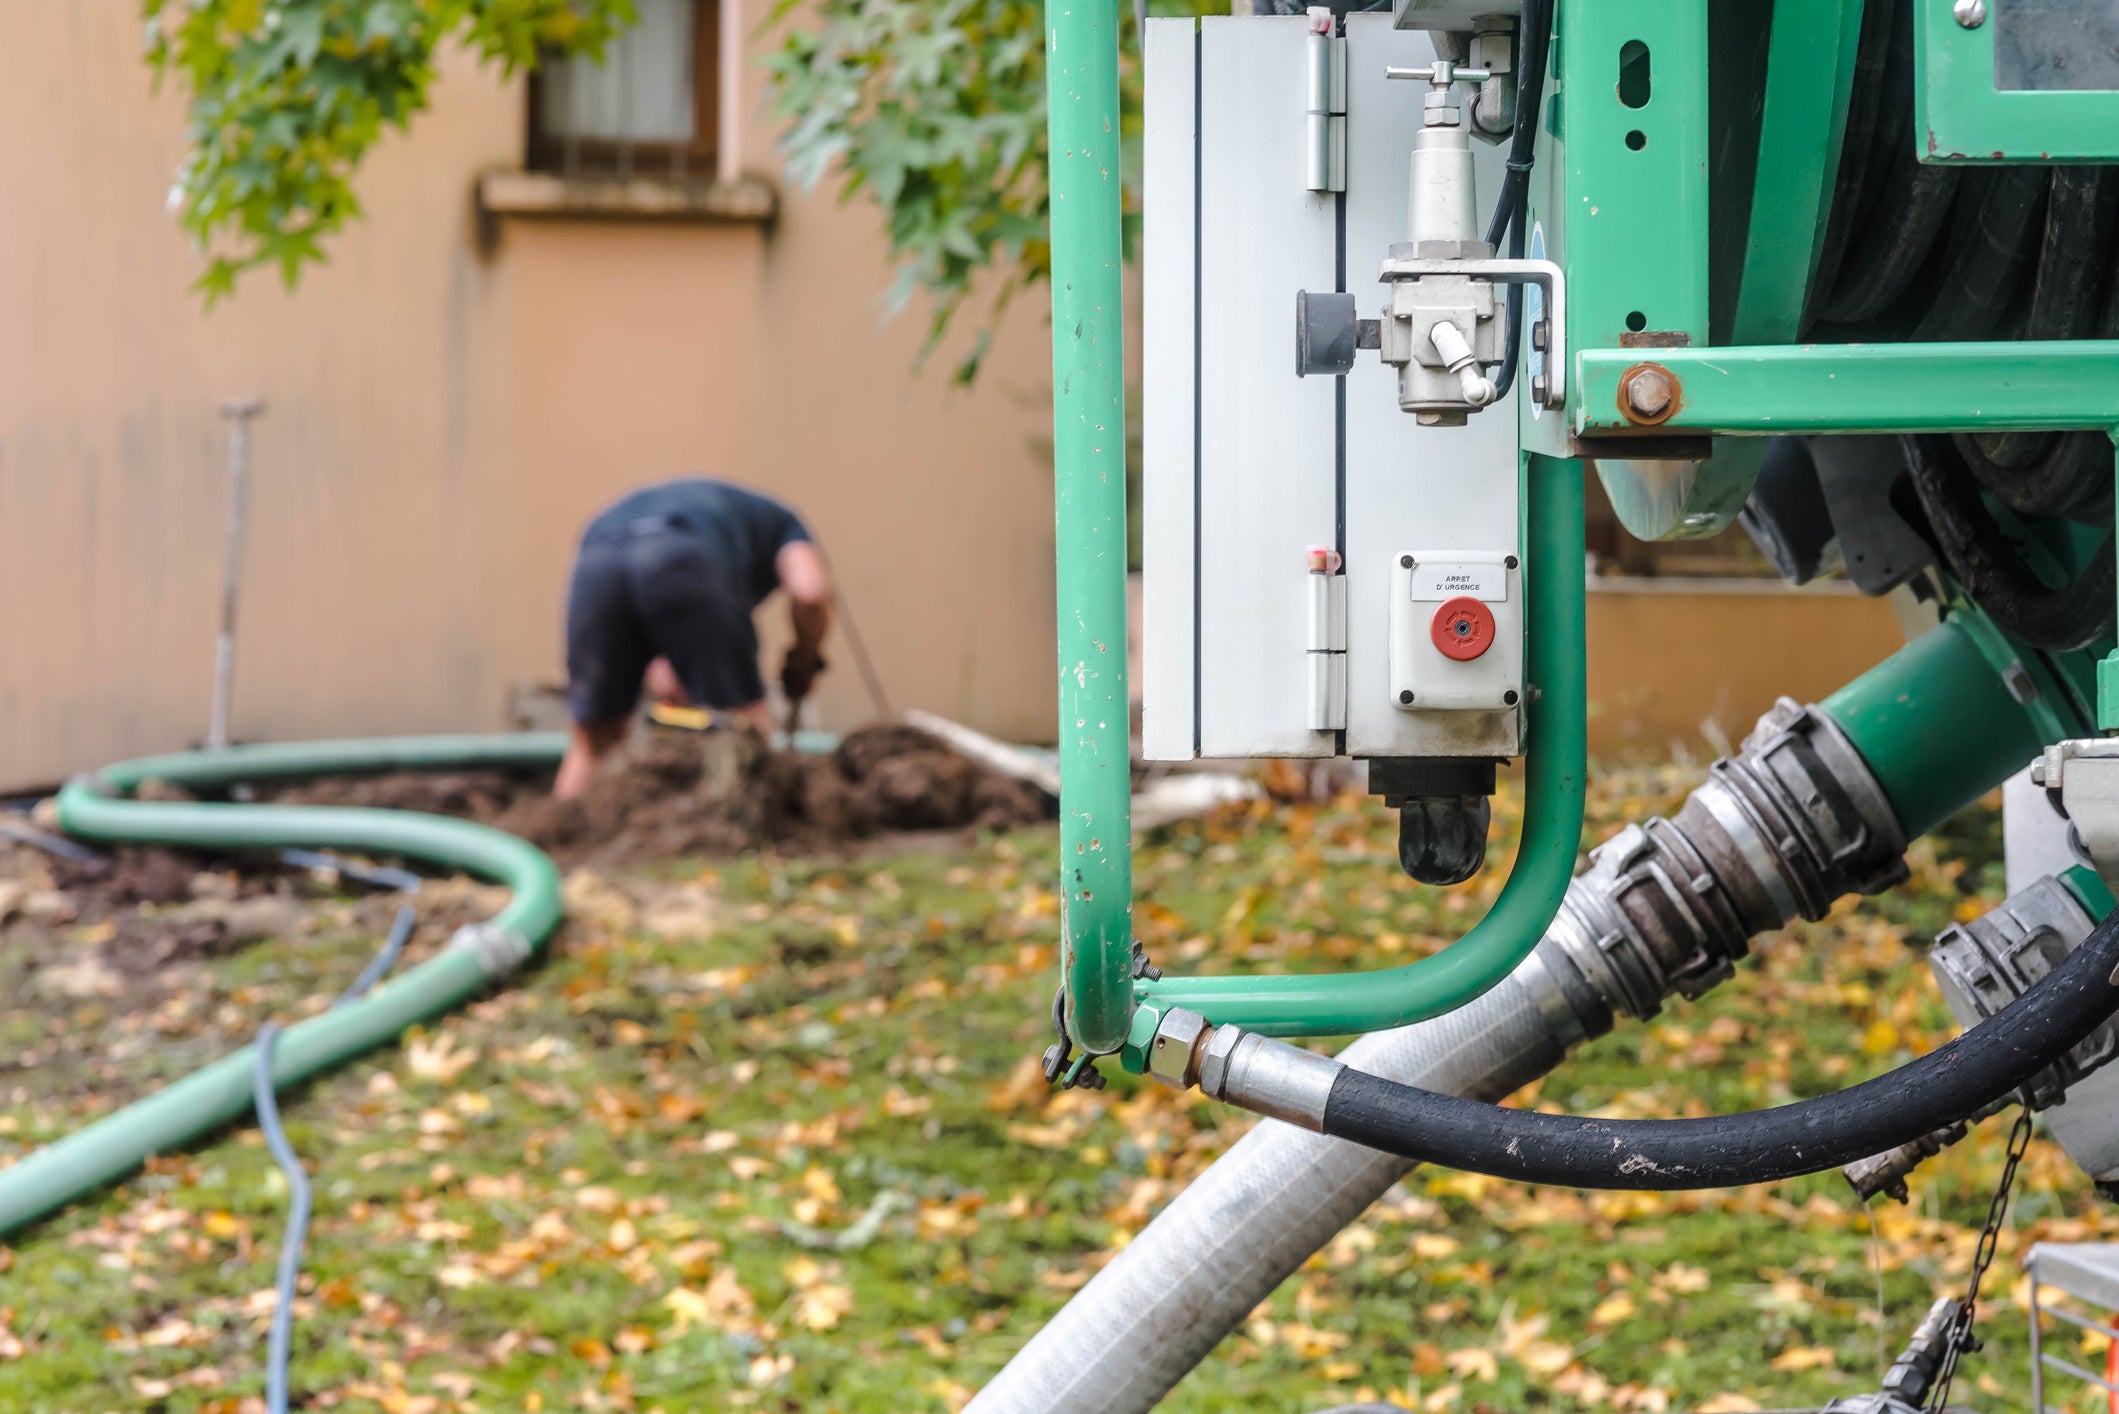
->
[0,5,1059,789]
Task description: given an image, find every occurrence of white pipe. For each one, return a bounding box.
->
[965,961,1581,1413]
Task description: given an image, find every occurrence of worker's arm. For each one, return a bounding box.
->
[777,540,834,699]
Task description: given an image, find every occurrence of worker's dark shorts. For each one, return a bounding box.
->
[564,519,763,724]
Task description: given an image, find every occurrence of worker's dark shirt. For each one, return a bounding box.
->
[581,478,812,608]
[565,479,814,721]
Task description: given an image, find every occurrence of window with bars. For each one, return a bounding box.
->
[527,0,720,180]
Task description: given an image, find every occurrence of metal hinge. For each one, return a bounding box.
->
[1305,12,1347,194]
[1306,548,1347,730]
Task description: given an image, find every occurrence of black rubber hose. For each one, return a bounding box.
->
[1948,170,2119,516]
[1795,0,2116,545]
[1805,0,1900,317]
[1319,903,2119,1190]
[1812,0,1960,328]
[1903,434,2117,651]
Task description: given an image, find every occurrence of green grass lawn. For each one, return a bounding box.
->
[3,763,2117,1413]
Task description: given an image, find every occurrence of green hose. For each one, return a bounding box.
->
[1134,454,1589,1039]
[0,735,569,1238]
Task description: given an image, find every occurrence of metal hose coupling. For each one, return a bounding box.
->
[448,921,534,979]
[1146,1008,1343,1131]
[1845,873,2119,1201]
[1544,697,1907,1030]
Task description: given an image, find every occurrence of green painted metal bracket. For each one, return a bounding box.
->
[1575,341,2119,437]
[1583,0,1862,547]
[1943,595,2082,750]
[1728,0,1865,345]
[1915,0,2119,164]
[1046,0,1136,1056]
[2097,426,2119,731]
[1525,0,1708,483]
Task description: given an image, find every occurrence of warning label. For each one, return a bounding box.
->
[1410,560,1506,601]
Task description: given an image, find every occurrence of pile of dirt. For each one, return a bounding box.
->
[273,724,1050,867]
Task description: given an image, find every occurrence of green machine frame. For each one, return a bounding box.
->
[1916,0,2119,164]
[1042,0,2119,1069]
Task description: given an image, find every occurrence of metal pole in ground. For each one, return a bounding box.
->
[208,398,265,751]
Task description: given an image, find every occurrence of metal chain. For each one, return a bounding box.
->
[1927,1104,2037,1412]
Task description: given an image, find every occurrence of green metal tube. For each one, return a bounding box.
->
[1046,0,1135,1056]
[1575,341,2119,437]
[1135,457,1588,1039]
[1820,618,2055,841]
[0,737,566,1237]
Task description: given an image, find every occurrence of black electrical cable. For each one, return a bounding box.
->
[1317,903,2119,1191]
[1481,0,1550,401]
[1479,0,1549,253]
[1902,434,2116,652]
[253,901,417,1414]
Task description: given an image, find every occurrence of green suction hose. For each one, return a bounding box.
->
[0,735,569,1238]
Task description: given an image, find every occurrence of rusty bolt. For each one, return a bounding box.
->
[1622,365,1674,422]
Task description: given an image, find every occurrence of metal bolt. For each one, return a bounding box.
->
[1503,689,1519,706]
[1199,1025,1244,1098]
[1530,319,1548,352]
[1953,0,1986,28]
[1399,554,1414,569]
[1398,690,1415,705]
[1147,1008,1210,1089]
[1504,555,1519,569]
[1530,374,1548,405]
[1623,366,1674,421]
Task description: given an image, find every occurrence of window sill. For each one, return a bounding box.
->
[476,169,778,225]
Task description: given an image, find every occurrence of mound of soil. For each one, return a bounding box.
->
[273,724,1050,867]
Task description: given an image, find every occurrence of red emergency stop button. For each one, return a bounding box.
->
[1431,596,1496,661]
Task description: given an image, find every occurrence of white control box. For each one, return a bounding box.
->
[1140,14,1522,763]
[1389,551,1521,714]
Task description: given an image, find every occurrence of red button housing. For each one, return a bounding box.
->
[1431,596,1496,662]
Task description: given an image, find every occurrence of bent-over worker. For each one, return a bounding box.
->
[555,477,832,799]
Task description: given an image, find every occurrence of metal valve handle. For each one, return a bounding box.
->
[1384,60,1492,86]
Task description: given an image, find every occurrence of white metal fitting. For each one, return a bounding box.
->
[2034,739,2119,891]
[1429,319,1497,407]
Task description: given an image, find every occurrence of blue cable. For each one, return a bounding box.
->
[251,1023,312,1414]
[341,905,418,1004]
[251,900,415,1412]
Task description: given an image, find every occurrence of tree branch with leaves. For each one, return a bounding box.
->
[144,0,636,300]
[765,0,1218,382]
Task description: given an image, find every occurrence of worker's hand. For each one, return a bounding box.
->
[643,656,689,707]
[781,643,827,701]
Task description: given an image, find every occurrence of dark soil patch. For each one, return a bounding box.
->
[271,724,1051,868]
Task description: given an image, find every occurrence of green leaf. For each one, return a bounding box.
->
[147,0,636,302]
[764,0,1218,382]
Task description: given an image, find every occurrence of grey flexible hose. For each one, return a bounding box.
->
[253,902,416,1413]
[964,963,1577,1414]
